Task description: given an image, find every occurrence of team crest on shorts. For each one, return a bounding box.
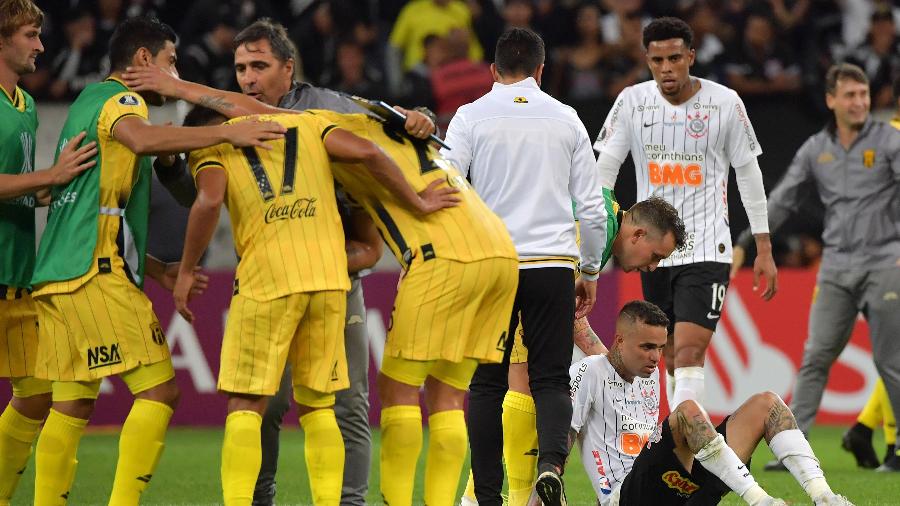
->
[150,322,166,345]
[686,110,709,139]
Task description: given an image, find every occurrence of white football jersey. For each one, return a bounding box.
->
[570,354,661,504]
[594,78,762,267]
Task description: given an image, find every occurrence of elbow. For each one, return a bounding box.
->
[194,193,224,211]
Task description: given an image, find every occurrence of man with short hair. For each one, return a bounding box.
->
[122,17,438,505]
[0,1,98,503]
[29,16,283,504]
[594,16,778,413]
[733,63,900,473]
[567,300,852,506]
[442,27,615,506]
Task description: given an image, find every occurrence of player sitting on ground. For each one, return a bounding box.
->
[565,300,852,506]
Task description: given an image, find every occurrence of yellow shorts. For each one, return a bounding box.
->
[387,256,518,363]
[1,293,41,379]
[51,359,175,402]
[509,320,527,364]
[33,272,169,382]
[11,376,52,398]
[219,290,348,397]
[381,355,478,391]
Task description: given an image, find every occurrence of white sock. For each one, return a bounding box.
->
[666,371,676,411]
[672,367,705,408]
[695,433,767,502]
[769,429,832,501]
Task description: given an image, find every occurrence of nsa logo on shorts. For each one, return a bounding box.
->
[119,94,140,106]
[150,323,166,345]
[87,343,122,370]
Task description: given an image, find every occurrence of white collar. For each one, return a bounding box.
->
[491,76,539,91]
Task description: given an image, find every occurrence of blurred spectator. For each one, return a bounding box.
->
[602,12,649,98]
[503,0,536,30]
[845,6,900,110]
[430,28,493,130]
[178,6,240,91]
[599,0,650,45]
[724,10,803,96]
[682,0,725,81]
[550,3,608,101]
[768,0,811,33]
[180,0,276,46]
[466,0,505,62]
[778,234,823,270]
[321,38,389,100]
[47,7,109,101]
[396,34,446,110]
[387,0,484,94]
[95,0,125,55]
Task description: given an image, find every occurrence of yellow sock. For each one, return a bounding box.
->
[503,391,537,506]
[221,411,262,506]
[462,471,476,501]
[380,405,422,506]
[0,404,43,503]
[34,409,88,506]
[858,379,884,430]
[424,410,467,506]
[299,409,344,506]
[108,399,173,506]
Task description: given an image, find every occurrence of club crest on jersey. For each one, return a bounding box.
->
[641,387,658,417]
[863,149,876,168]
[513,96,528,103]
[662,470,700,496]
[118,94,140,106]
[686,110,709,139]
[817,152,835,164]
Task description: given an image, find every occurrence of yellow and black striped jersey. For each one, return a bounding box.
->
[188,113,350,300]
[311,110,516,269]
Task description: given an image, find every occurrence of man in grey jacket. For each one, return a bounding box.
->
[733,63,900,472]
[126,18,436,505]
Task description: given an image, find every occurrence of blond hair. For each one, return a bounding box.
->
[0,0,43,39]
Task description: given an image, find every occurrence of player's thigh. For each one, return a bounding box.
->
[123,360,177,399]
[219,293,301,396]
[641,267,675,335]
[805,272,859,357]
[290,290,348,395]
[0,295,40,378]
[468,257,519,363]
[671,262,730,333]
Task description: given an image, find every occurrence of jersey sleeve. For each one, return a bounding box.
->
[593,89,632,163]
[188,145,225,181]
[724,93,763,167]
[98,92,149,140]
[570,357,600,433]
[440,107,472,178]
[570,122,608,280]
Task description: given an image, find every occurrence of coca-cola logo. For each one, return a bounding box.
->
[661,470,699,495]
[264,197,317,223]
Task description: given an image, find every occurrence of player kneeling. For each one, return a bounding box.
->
[566,301,852,506]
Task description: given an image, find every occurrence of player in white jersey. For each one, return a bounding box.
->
[593,17,778,410]
[568,301,852,506]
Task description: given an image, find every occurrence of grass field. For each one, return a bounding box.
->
[10,425,900,505]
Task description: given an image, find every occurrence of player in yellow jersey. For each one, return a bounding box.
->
[174,107,457,506]
[294,109,518,506]
[28,17,285,506]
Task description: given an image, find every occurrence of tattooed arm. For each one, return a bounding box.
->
[574,316,609,356]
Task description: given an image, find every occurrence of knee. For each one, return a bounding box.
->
[425,377,466,413]
[748,390,782,413]
[672,398,704,420]
[55,398,96,420]
[146,380,180,409]
[11,392,52,420]
[673,345,707,367]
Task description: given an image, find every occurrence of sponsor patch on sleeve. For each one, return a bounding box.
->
[119,94,140,106]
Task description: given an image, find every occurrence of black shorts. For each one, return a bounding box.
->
[617,417,736,506]
[640,262,730,334]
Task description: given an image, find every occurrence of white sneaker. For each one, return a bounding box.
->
[815,494,855,506]
[460,495,479,506]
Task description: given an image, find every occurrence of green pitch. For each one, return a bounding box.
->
[10,426,900,505]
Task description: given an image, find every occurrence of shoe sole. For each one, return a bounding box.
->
[841,433,879,469]
[536,471,566,506]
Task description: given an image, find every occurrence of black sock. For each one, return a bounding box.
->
[852,422,874,438]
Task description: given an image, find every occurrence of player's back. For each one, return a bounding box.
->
[188,113,349,300]
[313,110,516,269]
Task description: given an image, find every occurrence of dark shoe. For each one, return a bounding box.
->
[885,444,896,464]
[763,459,788,471]
[876,452,900,472]
[535,463,567,506]
[841,424,879,469]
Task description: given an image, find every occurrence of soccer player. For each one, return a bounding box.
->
[121,19,436,503]
[28,16,285,505]
[568,300,852,506]
[461,196,686,506]
[594,17,777,411]
[732,64,900,473]
[175,107,458,506]
[0,1,98,503]
[297,109,518,506]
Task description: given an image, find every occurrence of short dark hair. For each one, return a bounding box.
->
[618,300,670,329]
[108,16,176,72]
[183,105,226,128]
[234,18,298,65]
[629,196,686,250]
[494,27,544,77]
[642,16,693,49]
[825,63,868,95]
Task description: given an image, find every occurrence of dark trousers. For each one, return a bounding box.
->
[467,267,575,506]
